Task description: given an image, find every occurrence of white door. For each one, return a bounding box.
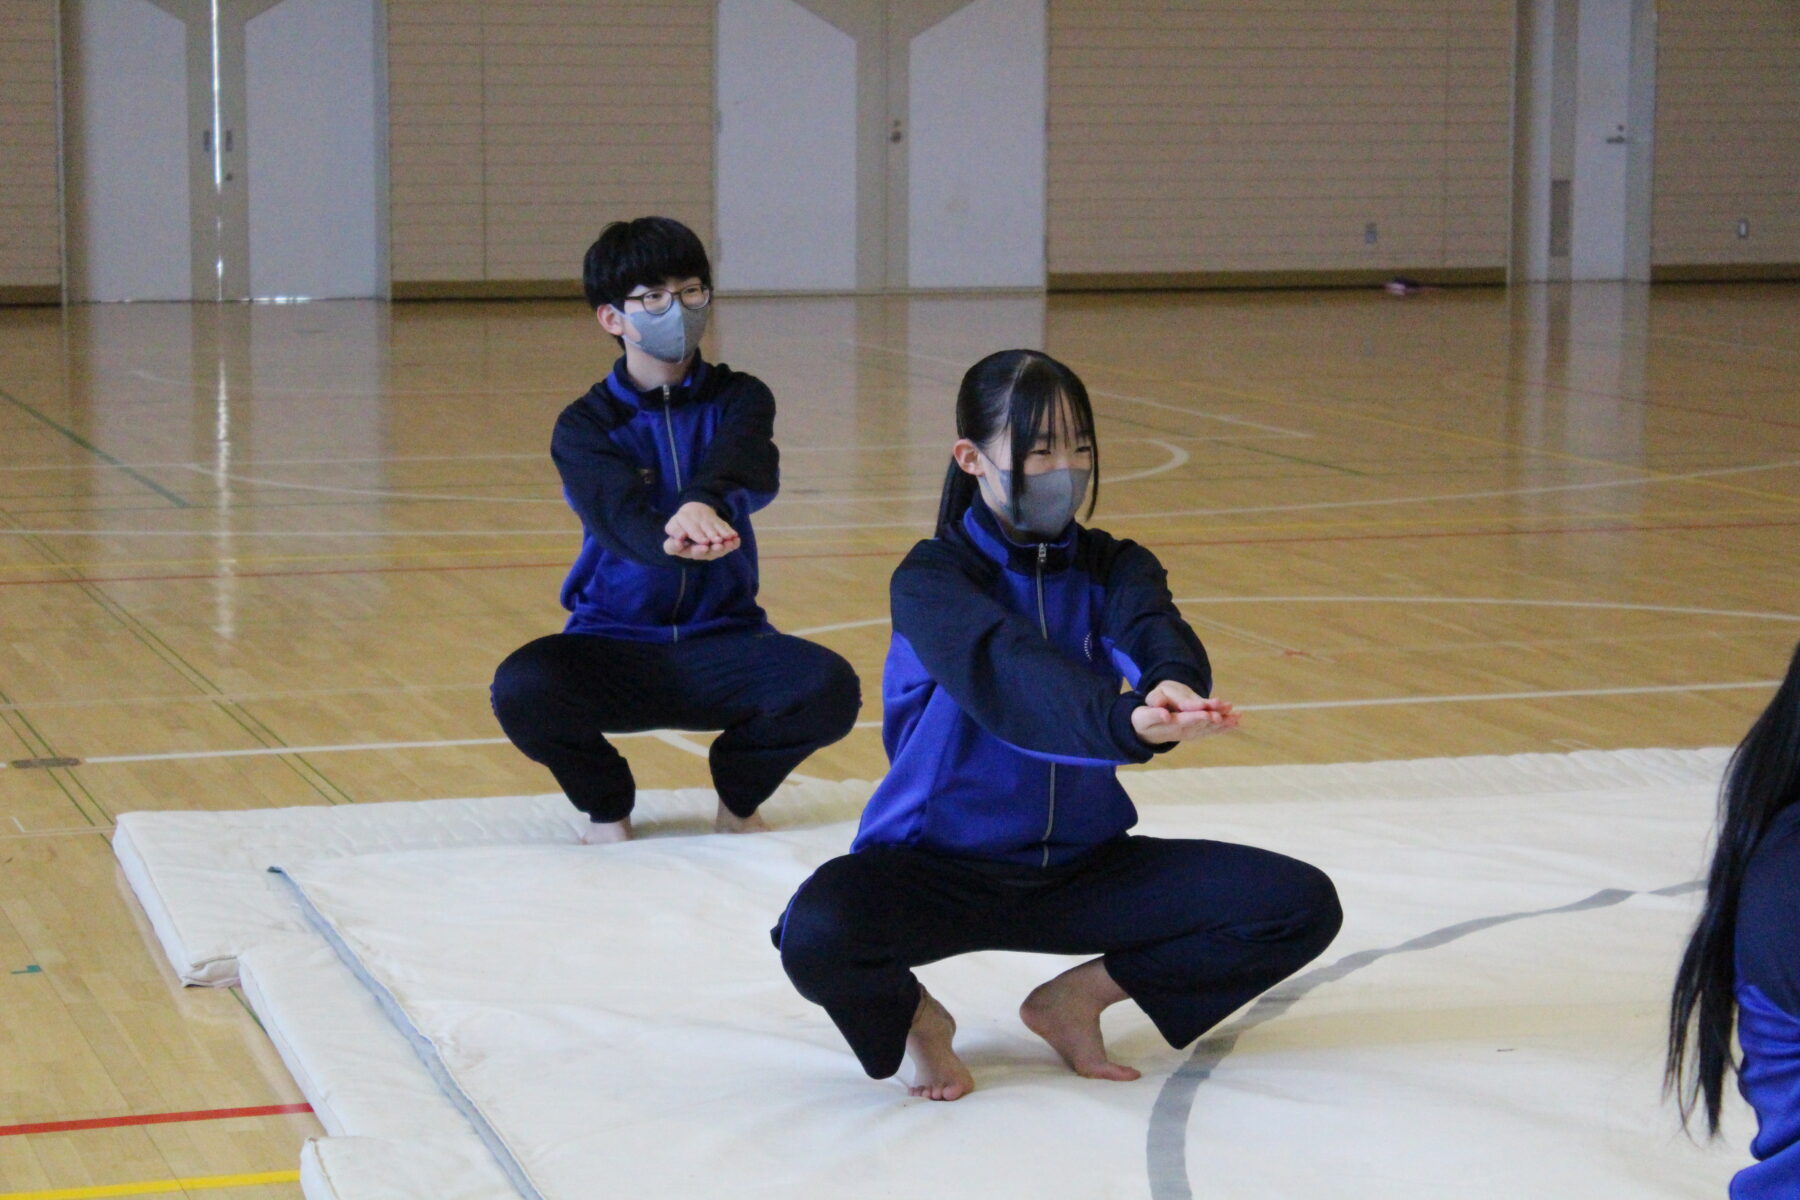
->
[1510,0,1656,283]
[65,0,195,301]
[715,0,1046,292]
[65,0,385,301]
[245,0,384,299]
[906,0,1045,288]
[715,0,861,291]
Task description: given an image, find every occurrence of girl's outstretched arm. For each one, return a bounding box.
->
[892,541,1156,765]
[1093,537,1211,696]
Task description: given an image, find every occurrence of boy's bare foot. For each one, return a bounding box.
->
[581,817,633,844]
[713,803,770,834]
[904,987,974,1101]
[1020,959,1141,1082]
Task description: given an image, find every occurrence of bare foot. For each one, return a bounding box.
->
[581,817,633,844]
[903,987,975,1101]
[1020,959,1141,1082]
[713,802,770,834]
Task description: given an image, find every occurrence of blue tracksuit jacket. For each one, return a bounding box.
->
[852,501,1212,867]
[551,356,777,642]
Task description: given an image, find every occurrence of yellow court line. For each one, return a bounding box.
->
[0,1171,299,1200]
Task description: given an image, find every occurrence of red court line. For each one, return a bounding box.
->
[0,517,1795,589]
[0,1103,313,1137]
[1152,516,1800,550]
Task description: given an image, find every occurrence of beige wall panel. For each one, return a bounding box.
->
[387,0,483,283]
[388,0,712,289]
[1653,0,1800,266]
[0,0,61,292]
[1047,0,1514,279]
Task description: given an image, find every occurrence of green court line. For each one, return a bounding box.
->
[0,387,193,509]
[0,689,101,827]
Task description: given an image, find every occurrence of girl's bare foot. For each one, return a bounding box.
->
[714,803,770,834]
[1020,959,1140,1082]
[904,987,975,1101]
[582,817,633,844]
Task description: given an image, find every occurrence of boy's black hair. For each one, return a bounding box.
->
[581,217,713,312]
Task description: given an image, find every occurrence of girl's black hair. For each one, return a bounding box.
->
[935,349,1100,536]
[1667,639,1800,1134]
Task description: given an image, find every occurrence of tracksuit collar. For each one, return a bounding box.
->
[603,355,710,410]
[960,499,1078,575]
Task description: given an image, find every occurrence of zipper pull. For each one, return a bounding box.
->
[662,384,671,405]
[1038,543,1048,567]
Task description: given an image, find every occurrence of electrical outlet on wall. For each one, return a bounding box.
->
[1364,222,1379,245]
[1737,219,1751,239]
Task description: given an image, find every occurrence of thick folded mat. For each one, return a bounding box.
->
[300,1137,513,1200]
[113,781,875,985]
[264,747,1750,1200]
[242,940,519,1200]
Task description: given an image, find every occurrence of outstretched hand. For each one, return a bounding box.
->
[663,501,740,561]
[1131,681,1240,746]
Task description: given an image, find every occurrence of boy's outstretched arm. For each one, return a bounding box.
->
[680,378,779,517]
[552,404,678,567]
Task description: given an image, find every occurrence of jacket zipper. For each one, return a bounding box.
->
[1036,541,1056,868]
[661,385,687,642]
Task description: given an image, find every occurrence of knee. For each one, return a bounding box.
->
[787,645,863,740]
[776,862,870,986]
[1284,861,1343,958]
[490,638,566,736]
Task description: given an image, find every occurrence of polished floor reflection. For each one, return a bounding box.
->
[0,281,1796,1194]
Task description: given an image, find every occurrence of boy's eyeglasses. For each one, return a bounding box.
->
[623,284,712,316]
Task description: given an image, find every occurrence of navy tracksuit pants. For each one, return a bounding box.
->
[490,629,860,822]
[773,835,1342,1079]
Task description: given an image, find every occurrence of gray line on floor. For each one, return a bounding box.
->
[1145,879,1703,1200]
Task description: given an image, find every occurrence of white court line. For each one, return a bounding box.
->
[162,438,1190,508]
[177,465,567,505]
[7,679,1780,771]
[4,453,1792,540]
[1240,679,1780,713]
[0,723,883,769]
[0,452,547,474]
[790,595,1800,638]
[757,456,1800,532]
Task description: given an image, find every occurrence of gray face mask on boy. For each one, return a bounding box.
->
[981,458,1091,539]
[615,301,710,364]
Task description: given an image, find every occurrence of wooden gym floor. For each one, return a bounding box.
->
[0,281,1796,1197]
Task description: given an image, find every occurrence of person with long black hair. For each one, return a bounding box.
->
[1668,640,1800,1197]
[770,349,1342,1100]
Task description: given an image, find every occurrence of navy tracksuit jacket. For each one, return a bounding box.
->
[489,355,860,821]
[553,355,776,641]
[776,501,1341,1078]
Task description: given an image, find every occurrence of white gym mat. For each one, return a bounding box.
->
[115,749,1754,1199]
[113,781,873,985]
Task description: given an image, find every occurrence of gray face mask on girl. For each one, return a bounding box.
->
[982,459,1091,539]
[615,301,710,364]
